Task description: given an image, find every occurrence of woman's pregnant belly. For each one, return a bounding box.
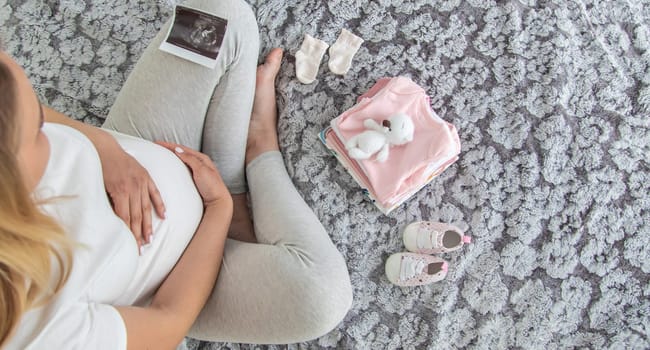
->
[106,130,204,306]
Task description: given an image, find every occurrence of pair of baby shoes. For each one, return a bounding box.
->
[385,222,471,287]
[295,29,364,84]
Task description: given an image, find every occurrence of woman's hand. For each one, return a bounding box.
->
[101,149,166,246]
[156,141,231,207]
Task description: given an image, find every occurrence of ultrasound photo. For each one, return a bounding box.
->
[159,6,227,68]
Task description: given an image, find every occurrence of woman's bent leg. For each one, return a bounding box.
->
[189,152,353,344]
[102,0,258,192]
[189,50,352,344]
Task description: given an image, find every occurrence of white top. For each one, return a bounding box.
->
[5,123,204,350]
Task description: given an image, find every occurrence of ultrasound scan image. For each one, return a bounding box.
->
[166,6,227,59]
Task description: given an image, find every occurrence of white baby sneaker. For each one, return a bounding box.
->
[385,252,448,287]
[403,221,471,254]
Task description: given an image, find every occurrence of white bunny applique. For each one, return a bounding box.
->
[345,113,415,162]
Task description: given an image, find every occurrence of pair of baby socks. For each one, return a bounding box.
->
[295,29,364,84]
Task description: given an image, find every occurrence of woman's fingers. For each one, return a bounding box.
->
[129,188,144,250]
[157,142,210,170]
[173,146,204,169]
[111,191,144,254]
[141,185,153,244]
[112,193,130,233]
[148,180,166,220]
[190,149,215,167]
[100,148,166,255]
[156,141,229,206]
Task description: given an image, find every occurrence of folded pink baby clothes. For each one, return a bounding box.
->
[322,76,461,213]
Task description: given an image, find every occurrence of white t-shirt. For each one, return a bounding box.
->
[5,123,204,350]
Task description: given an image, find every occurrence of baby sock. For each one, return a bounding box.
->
[295,34,329,84]
[328,29,364,75]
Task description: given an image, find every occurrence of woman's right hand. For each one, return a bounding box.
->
[155,141,231,208]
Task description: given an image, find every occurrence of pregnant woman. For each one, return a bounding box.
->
[0,0,352,348]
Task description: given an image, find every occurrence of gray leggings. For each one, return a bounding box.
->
[102,0,352,344]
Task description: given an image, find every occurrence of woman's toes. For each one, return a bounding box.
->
[257,48,283,82]
[266,48,283,69]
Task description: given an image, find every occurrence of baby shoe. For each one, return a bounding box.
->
[403,221,471,255]
[385,252,448,287]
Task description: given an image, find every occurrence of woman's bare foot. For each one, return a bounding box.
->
[245,48,283,165]
[228,49,284,243]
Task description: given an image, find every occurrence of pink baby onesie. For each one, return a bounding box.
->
[331,76,461,208]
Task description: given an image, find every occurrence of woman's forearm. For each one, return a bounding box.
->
[151,198,232,315]
[116,197,233,349]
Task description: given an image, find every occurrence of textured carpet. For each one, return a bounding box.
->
[2,0,650,349]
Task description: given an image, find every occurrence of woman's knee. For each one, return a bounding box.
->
[224,0,259,42]
[181,0,259,57]
[287,261,353,342]
[308,279,353,339]
[183,0,254,18]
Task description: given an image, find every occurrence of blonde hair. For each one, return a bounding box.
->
[0,53,73,345]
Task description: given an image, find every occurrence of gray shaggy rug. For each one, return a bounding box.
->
[2,0,649,349]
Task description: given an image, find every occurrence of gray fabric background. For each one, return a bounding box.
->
[2,0,649,349]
